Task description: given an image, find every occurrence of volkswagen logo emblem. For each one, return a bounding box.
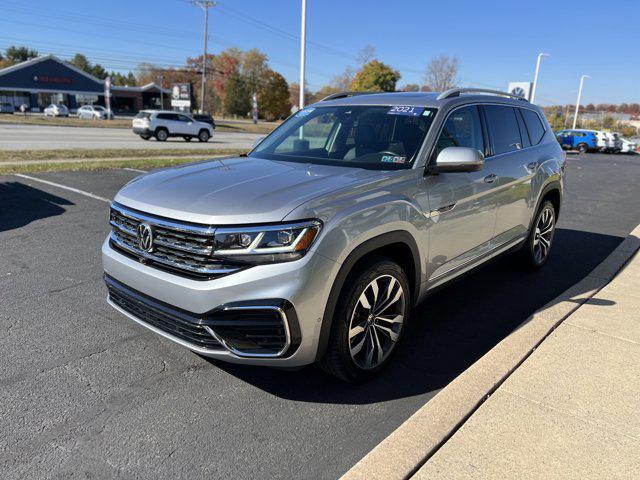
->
[137,222,154,252]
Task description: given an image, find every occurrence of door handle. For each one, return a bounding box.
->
[483,173,498,184]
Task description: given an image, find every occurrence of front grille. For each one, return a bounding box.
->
[109,202,243,280]
[105,275,223,351]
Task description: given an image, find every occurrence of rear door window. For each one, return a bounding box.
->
[520,108,546,145]
[483,105,523,155]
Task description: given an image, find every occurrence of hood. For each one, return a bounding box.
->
[114,156,383,225]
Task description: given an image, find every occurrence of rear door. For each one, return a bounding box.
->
[482,105,538,247]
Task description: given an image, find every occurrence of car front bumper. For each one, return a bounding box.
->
[102,237,340,366]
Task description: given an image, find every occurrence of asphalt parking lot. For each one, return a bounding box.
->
[0,124,262,150]
[1,153,639,479]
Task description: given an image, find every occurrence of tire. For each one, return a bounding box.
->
[320,257,410,382]
[155,128,168,142]
[184,136,192,142]
[577,143,588,154]
[198,129,210,142]
[519,200,556,269]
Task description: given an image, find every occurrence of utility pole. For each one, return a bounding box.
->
[572,75,590,129]
[191,1,215,114]
[530,52,549,104]
[159,74,164,109]
[299,0,307,110]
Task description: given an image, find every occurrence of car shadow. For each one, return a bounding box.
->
[207,227,623,404]
[0,181,74,233]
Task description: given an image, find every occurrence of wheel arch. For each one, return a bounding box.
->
[314,230,421,362]
[529,181,562,233]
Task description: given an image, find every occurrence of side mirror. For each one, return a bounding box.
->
[252,135,266,149]
[435,147,484,173]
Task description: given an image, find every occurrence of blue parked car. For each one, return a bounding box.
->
[555,129,598,154]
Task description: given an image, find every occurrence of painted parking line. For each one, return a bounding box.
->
[13,173,110,203]
[122,167,148,173]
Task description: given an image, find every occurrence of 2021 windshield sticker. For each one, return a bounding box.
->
[387,106,425,117]
[295,107,315,117]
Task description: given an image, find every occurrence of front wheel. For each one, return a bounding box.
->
[520,200,556,269]
[320,257,410,382]
[577,143,588,154]
[155,129,168,142]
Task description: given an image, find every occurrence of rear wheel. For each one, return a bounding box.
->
[184,136,192,142]
[155,129,168,142]
[577,143,588,154]
[520,200,556,269]
[198,129,210,142]
[320,257,410,382]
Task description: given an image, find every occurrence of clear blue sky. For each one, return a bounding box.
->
[1,0,637,105]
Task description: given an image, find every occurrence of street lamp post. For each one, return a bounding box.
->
[299,0,307,110]
[191,1,215,114]
[572,75,590,130]
[530,52,549,104]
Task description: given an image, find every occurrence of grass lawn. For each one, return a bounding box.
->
[0,155,240,175]
[0,148,246,162]
[0,114,278,134]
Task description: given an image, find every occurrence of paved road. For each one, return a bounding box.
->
[0,124,261,150]
[1,153,639,479]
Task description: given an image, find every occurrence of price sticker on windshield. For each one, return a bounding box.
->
[387,105,425,117]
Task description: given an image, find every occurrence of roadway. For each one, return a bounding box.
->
[0,123,262,150]
[1,153,639,478]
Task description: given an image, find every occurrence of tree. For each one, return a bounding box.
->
[401,83,421,92]
[5,45,38,63]
[288,82,312,109]
[350,60,400,92]
[356,45,377,66]
[241,48,269,96]
[126,71,137,86]
[424,55,459,92]
[223,73,250,116]
[91,64,108,79]
[70,53,92,73]
[258,70,290,121]
[309,84,341,103]
[331,67,355,91]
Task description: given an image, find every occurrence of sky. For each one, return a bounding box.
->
[1,0,638,105]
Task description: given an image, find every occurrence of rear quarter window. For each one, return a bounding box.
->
[520,108,546,145]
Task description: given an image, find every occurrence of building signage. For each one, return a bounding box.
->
[33,75,73,85]
[171,83,191,108]
[507,82,533,100]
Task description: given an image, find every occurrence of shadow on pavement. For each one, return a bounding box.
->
[210,227,623,404]
[0,181,74,233]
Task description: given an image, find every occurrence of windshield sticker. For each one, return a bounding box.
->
[295,107,315,117]
[381,155,407,164]
[388,105,425,117]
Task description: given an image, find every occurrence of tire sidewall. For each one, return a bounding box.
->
[332,259,411,381]
[155,129,168,141]
[198,130,210,142]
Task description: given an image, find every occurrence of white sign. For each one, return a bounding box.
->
[507,82,533,100]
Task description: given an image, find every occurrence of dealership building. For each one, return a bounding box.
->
[0,55,169,113]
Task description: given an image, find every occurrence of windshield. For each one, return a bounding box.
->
[250,105,437,170]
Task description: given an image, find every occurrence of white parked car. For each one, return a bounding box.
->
[619,137,638,154]
[132,110,213,142]
[43,104,69,117]
[77,104,112,120]
[591,130,609,151]
[604,132,622,153]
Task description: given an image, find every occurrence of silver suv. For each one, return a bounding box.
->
[132,110,213,142]
[104,89,565,382]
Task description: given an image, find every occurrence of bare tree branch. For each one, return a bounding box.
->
[424,55,459,92]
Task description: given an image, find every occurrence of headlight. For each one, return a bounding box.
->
[213,220,322,264]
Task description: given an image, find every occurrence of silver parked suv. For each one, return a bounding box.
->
[132,110,213,142]
[104,89,565,381]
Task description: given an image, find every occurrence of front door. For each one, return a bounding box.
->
[425,105,499,283]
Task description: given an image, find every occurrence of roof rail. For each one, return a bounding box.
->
[436,88,529,102]
[320,91,374,102]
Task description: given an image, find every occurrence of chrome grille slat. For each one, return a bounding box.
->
[109,203,241,279]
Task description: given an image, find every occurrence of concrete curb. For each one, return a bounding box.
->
[341,224,640,480]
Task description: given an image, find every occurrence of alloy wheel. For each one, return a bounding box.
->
[348,274,405,370]
[533,206,555,264]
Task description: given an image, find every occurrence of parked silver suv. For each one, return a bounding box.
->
[104,89,565,382]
